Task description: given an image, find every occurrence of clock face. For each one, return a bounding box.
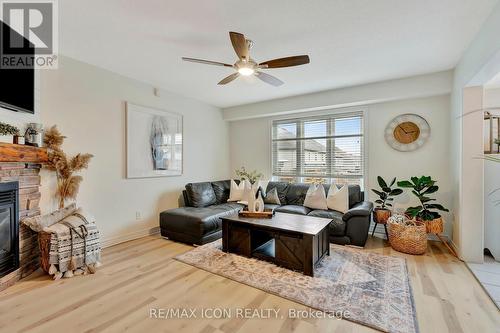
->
[385,114,430,152]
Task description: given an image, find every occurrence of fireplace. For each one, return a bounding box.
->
[0,181,19,278]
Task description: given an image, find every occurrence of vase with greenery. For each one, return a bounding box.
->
[371,176,403,223]
[397,176,449,233]
[44,126,93,208]
[235,166,263,185]
[0,122,19,143]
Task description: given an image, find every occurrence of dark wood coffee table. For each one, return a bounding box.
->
[221,212,331,277]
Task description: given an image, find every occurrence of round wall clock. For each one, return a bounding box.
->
[385,114,430,152]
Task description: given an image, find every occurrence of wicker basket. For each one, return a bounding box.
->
[388,220,427,255]
[425,217,444,234]
[38,231,52,274]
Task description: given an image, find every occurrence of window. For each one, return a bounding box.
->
[272,112,364,187]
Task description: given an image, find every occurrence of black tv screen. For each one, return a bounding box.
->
[0,20,35,114]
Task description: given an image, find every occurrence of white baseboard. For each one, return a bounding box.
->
[100,227,160,248]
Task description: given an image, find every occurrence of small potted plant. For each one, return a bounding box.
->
[235,166,263,185]
[0,122,20,144]
[397,176,449,233]
[371,176,403,223]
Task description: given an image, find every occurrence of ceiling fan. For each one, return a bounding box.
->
[182,31,310,87]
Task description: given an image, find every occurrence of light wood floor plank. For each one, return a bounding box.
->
[0,235,499,333]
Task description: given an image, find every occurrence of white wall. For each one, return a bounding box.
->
[451,1,500,262]
[223,71,452,121]
[36,56,230,246]
[229,95,453,236]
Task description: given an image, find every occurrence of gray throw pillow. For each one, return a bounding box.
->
[264,187,281,205]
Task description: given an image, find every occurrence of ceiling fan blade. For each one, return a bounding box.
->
[255,71,284,87]
[259,55,310,68]
[229,32,249,60]
[182,57,233,67]
[218,72,240,85]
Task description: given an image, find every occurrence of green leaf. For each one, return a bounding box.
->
[426,204,449,212]
[419,209,440,221]
[423,185,439,195]
[375,199,384,204]
[405,206,423,217]
[382,187,392,193]
[411,177,419,186]
[390,188,403,196]
[389,177,396,187]
[372,189,384,197]
[386,203,393,207]
[420,196,435,203]
[397,180,414,188]
[377,176,388,189]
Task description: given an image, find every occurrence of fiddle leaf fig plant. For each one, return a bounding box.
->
[397,176,449,221]
[371,176,403,209]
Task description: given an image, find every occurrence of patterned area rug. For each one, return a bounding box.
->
[175,240,418,333]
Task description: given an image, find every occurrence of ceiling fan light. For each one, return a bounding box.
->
[238,67,255,76]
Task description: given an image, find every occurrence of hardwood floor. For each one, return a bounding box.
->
[0,235,499,333]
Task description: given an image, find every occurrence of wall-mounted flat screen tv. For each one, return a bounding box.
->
[0,20,35,114]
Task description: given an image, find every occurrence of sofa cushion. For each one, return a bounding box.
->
[285,183,310,206]
[347,185,362,208]
[185,182,217,207]
[211,180,232,204]
[266,182,290,205]
[264,203,280,211]
[307,209,346,236]
[275,205,311,215]
[160,203,243,237]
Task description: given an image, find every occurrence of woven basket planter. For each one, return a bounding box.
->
[388,220,427,255]
[424,217,444,234]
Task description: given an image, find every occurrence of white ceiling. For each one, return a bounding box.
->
[59,0,498,108]
[486,72,500,88]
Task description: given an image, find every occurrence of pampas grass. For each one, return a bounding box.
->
[44,125,93,208]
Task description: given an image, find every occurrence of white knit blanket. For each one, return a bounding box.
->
[44,212,101,273]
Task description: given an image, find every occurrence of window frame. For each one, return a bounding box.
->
[270,108,367,188]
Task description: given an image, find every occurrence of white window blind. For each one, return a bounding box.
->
[272,112,364,186]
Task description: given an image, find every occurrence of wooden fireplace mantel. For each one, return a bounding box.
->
[0,143,48,163]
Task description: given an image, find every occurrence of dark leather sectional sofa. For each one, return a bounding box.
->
[159,180,373,247]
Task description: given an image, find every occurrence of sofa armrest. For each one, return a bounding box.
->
[343,201,373,222]
[342,201,373,247]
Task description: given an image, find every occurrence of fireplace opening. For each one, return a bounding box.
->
[0,181,19,278]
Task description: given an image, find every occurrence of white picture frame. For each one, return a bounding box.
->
[126,102,183,178]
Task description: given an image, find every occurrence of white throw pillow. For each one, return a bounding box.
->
[303,184,328,210]
[238,180,254,205]
[257,179,269,196]
[327,184,349,213]
[228,179,246,202]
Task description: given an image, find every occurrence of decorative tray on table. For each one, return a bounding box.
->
[238,210,274,218]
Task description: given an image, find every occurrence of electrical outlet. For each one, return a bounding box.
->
[135,211,141,220]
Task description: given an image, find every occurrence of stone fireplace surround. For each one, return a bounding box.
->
[0,143,47,291]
